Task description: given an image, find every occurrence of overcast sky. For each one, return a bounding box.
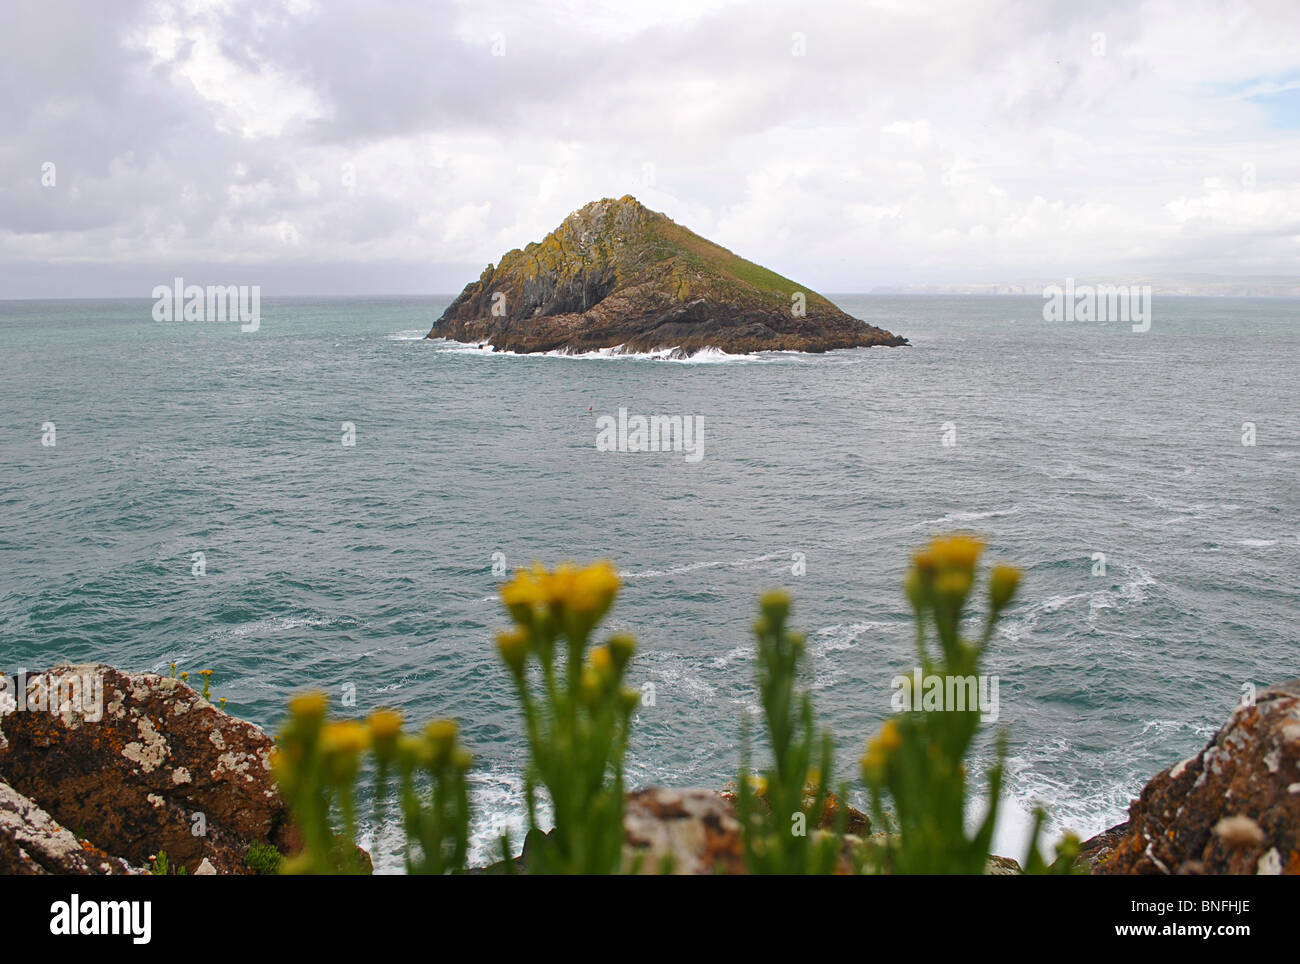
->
[3,0,1299,297]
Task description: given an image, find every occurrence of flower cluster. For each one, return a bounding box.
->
[500,560,622,644]
[272,693,472,874]
[856,535,1068,874]
[496,560,639,874]
[736,589,841,875]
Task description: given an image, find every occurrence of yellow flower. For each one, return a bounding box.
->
[289,691,328,721]
[927,534,984,573]
[368,708,403,761]
[590,646,613,676]
[606,633,636,673]
[579,666,604,706]
[546,563,580,608]
[501,565,548,623]
[424,719,459,766]
[876,719,901,752]
[502,560,618,628]
[759,589,791,626]
[566,561,619,615]
[496,627,530,677]
[617,686,641,715]
[935,569,973,600]
[990,564,1021,611]
[320,720,369,756]
[904,567,926,611]
[860,747,886,780]
[396,733,426,770]
[861,720,902,783]
[911,549,936,578]
[368,708,403,740]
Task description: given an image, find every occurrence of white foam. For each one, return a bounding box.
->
[997,566,1157,641]
[622,551,788,580]
[225,614,335,638]
[808,621,900,690]
[647,657,718,702]
[993,745,1137,859]
[422,337,763,364]
[916,506,1019,526]
[709,645,754,669]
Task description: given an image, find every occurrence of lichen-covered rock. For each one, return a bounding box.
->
[1101,680,1300,875]
[622,787,745,874]
[619,788,1016,874]
[1075,821,1129,873]
[719,784,872,837]
[984,852,1024,875]
[0,664,287,874]
[427,196,908,356]
[0,782,137,875]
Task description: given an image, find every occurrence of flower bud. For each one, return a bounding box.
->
[928,534,983,573]
[590,645,613,678]
[606,633,636,673]
[935,569,973,608]
[904,567,926,612]
[424,719,458,768]
[367,708,403,760]
[289,691,328,721]
[989,564,1021,612]
[876,719,901,752]
[496,627,530,678]
[759,589,791,626]
[568,561,620,616]
[617,687,641,715]
[579,667,603,707]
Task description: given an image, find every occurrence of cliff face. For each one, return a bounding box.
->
[1096,679,1300,875]
[427,196,907,356]
[0,664,289,874]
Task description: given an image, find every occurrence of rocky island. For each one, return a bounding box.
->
[426,196,907,357]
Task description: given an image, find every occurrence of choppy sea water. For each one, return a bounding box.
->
[1,293,1296,870]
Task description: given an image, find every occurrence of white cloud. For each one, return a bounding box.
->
[3,0,1300,295]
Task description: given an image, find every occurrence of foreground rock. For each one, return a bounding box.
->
[0,664,288,874]
[1074,821,1130,873]
[513,787,1016,874]
[1099,680,1300,875]
[0,783,138,875]
[623,788,746,874]
[718,784,872,836]
[427,196,907,357]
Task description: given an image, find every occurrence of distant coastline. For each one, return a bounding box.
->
[869,276,1300,297]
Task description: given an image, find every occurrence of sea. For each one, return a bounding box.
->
[1,293,1296,870]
